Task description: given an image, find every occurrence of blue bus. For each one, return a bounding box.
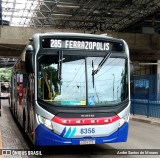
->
[10,32,131,146]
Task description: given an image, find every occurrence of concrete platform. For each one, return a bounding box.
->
[0,131,4,158]
[130,114,160,126]
[0,100,30,158]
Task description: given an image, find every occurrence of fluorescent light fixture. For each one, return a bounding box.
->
[52,13,72,17]
[93,10,100,14]
[57,4,80,8]
[139,63,158,65]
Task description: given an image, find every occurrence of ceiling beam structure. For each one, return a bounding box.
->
[1,0,160,67]
[2,0,160,33]
[0,26,159,62]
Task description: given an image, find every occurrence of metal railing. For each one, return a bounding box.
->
[131,74,160,118]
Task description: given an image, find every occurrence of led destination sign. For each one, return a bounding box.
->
[42,38,124,52]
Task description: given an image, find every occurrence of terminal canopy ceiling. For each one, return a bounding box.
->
[1,0,160,68]
[2,0,160,33]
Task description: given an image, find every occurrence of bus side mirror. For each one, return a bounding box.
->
[25,45,34,73]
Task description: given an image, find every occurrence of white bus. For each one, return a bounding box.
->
[11,32,131,146]
[0,82,10,99]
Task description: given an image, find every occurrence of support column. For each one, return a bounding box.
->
[157,60,160,74]
[157,60,160,103]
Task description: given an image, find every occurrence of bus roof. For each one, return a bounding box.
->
[32,32,122,41]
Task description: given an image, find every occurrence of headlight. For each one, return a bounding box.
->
[119,114,130,128]
[37,114,53,130]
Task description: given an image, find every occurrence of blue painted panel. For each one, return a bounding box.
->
[35,123,129,146]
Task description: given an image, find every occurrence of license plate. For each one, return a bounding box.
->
[80,140,95,145]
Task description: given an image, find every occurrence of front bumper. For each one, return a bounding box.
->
[35,122,129,146]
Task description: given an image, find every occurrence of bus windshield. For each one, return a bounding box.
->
[37,52,128,107]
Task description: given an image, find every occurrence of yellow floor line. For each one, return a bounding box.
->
[0,130,4,158]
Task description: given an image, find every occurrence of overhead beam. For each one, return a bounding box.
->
[0,26,159,48]
[131,54,160,61]
[0,26,160,60]
[0,49,22,56]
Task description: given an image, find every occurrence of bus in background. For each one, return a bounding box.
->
[0,81,10,116]
[10,32,131,146]
[0,82,10,99]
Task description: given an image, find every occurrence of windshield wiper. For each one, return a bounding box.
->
[92,52,111,88]
[92,60,95,88]
[58,51,63,81]
[92,52,111,76]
